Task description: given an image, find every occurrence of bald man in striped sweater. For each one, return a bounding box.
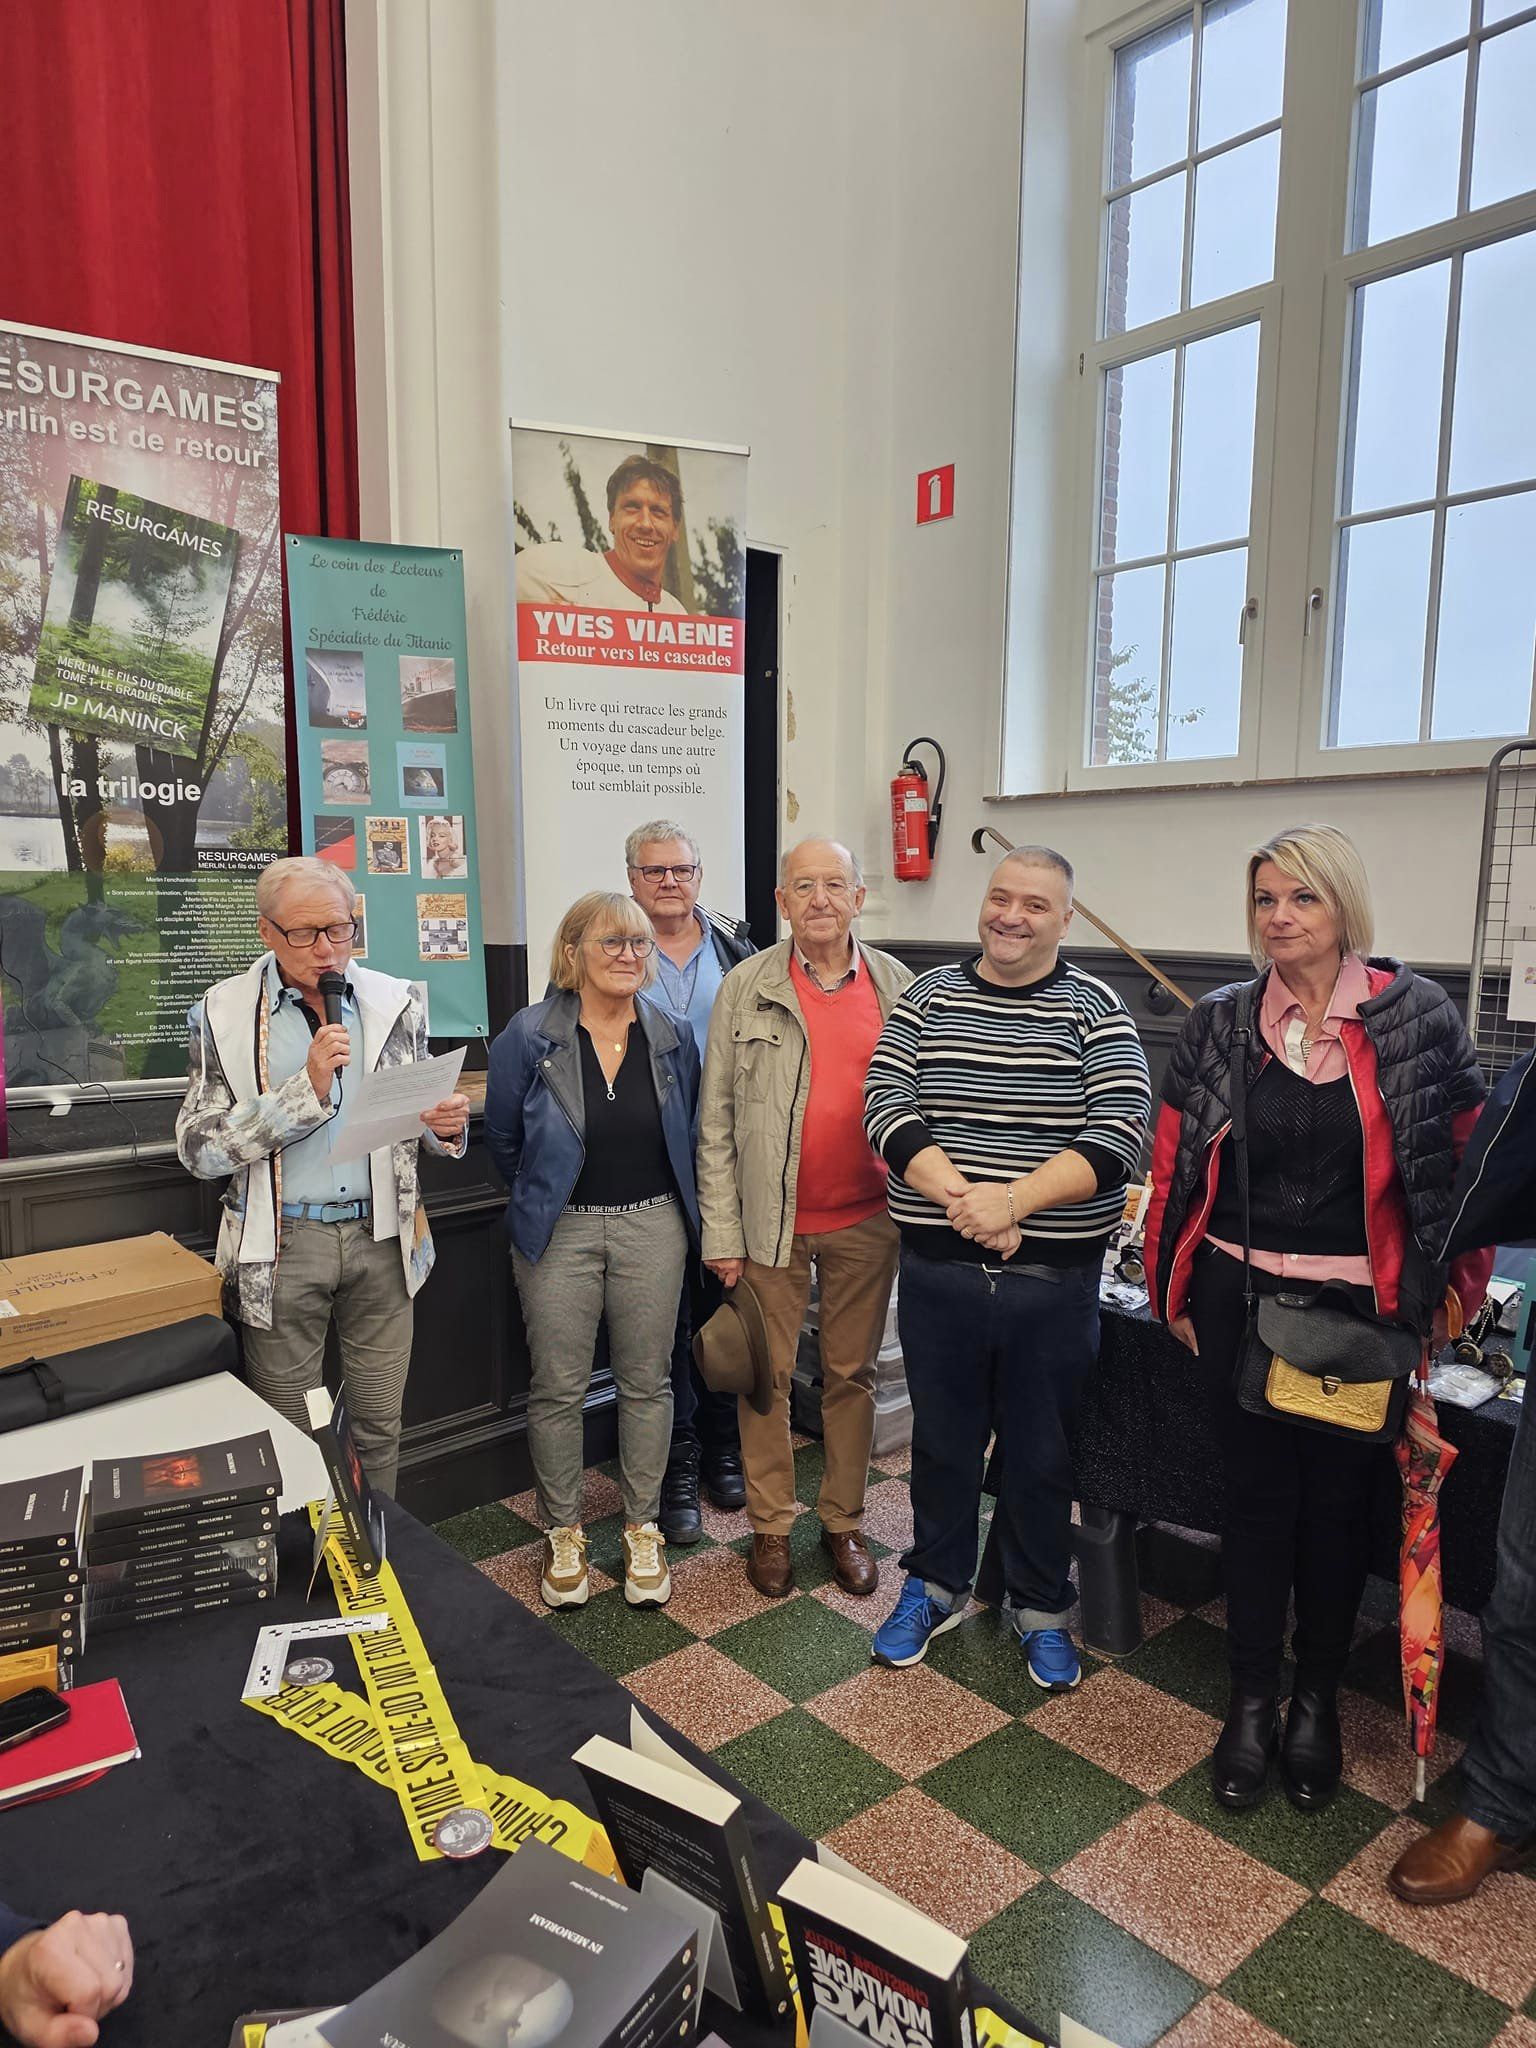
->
[863,847,1150,1688]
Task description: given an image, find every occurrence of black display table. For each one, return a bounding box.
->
[2,1504,1043,2046]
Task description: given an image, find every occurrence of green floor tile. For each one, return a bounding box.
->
[1344,1629,1486,1743]
[433,1501,540,1562]
[927,1610,1099,1718]
[714,1707,902,1838]
[1162,1760,1394,1890]
[969,1882,1200,2048]
[713,1595,875,1702]
[544,1585,694,1677]
[1224,1898,1506,2048]
[1118,1614,1233,1718]
[920,1723,1143,1870]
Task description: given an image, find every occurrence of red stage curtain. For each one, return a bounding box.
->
[3,0,358,542]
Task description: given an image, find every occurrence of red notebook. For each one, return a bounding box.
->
[0,1680,138,1807]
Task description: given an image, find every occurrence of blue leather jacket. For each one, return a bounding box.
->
[484,989,701,1263]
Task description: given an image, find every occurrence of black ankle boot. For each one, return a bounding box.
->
[1211,1691,1280,1810]
[1282,1686,1342,1811]
[659,1439,703,1544]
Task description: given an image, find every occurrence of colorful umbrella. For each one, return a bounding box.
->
[1396,1374,1459,1805]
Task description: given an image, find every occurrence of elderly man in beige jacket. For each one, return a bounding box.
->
[696,838,912,1598]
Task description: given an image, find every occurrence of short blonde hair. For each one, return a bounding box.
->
[256,855,357,919]
[1246,824,1374,966]
[548,892,658,992]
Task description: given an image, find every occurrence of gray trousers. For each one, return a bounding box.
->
[241,1217,414,1497]
[513,1200,687,1528]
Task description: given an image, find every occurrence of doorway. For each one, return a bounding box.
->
[742,546,781,945]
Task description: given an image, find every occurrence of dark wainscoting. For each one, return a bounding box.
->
[0,938,1469,1518]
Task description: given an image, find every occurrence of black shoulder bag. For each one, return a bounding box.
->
[1229,983,1419,1443]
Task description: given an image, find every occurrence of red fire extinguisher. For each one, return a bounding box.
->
[891,737,945,882]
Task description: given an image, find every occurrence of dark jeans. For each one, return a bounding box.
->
[669,1257,741,1456]
[1190,1244,1383,1693]
[899,1248,1099,1627]
[1460,1377,1536,1839]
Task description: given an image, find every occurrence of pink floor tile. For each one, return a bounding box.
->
[625,1641,792,1749]
[805,1662,1010,1778]
[824,1786,1038,1937]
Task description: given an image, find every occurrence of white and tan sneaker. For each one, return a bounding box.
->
[540,1525,589,1608]
[622,1522,671,1607]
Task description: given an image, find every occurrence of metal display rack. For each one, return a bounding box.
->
[1468,738,1536,1080]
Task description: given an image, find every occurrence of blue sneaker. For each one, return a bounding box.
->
[1018,1627,1081,1690]
[872,1578,966,1668]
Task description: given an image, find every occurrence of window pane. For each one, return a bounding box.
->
[1105,172,1186,335]
[1470,19,1536,213]
[1198,0,1287,151]
[1361,0,1469,76]
[1344,261,1449,514]
[1332,513,1434,745]
[1166,548,1248,758]
[1178,323,1260,548]
[1353,52,1467,247]
[1100,351,1175,566]
[1432,492,1536,739]
[1450,230,1536,494]
[1191,131,1281,304]
[1091,565,1166,765]
[1485,0,1532,25]
[1112,17,1193,188]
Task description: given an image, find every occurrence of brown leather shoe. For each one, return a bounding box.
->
[1387,1815,1533,1905]
[747,1533,794,1598]
[821,1527,878,1596]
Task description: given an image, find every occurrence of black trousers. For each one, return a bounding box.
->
[1189,1244,1385,1693]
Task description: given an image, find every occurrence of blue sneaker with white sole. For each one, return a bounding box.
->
[1018,1626,1082,1690]
[871,1577,966,1667]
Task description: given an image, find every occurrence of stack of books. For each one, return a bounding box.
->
[0,1467,86,1667]
[86,1431,281,1634]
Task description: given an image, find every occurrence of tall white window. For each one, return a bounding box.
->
[1022,0,1536,794]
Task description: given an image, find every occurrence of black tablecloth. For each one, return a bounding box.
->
[1077,1305,1517,1612]
[2,1505,1041,2046]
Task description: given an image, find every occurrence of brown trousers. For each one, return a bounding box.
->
[739,1210,898,1535]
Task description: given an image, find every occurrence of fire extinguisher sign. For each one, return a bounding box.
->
[916,464,955,525]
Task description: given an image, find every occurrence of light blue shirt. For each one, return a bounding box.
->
[258,962,369,1211]
[650,911,726,1051]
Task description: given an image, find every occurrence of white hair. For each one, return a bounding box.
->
[256,855,357,920]
[779,838,863,889]
[625,819,700,867]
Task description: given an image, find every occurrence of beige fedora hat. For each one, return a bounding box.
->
[692,1276,775,1417]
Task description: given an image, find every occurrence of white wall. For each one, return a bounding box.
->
[347,0,1487,970]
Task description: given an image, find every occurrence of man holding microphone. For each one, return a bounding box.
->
[177,855,469,1493]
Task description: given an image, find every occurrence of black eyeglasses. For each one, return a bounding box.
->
[269,919,360,949]
[629,863,699,883]
[587,935,656,958]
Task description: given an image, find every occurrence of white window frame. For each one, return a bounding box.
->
[1009,0,1536,798]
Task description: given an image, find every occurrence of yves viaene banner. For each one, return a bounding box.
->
[510,422,748,974]
[0,321,286,1096]
[287,538,488,1039]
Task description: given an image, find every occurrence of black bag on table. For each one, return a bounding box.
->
[0,1315,236,1434]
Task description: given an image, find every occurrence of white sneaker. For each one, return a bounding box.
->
[540,1525,589,1608]
[622,1522,671,1607]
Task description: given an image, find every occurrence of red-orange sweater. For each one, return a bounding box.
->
[790,956,888,1235]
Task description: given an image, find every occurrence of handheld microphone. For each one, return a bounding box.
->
[318,970,348,1030]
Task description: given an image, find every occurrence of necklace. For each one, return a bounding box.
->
[582,1016,631,1101]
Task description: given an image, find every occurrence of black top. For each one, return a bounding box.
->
[1209,1055,1368,1256]
[567,1026,673,1207]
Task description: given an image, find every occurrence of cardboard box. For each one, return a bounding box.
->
[0,1235,222,1371]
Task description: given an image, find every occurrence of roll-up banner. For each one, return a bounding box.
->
[286,539,488,1039]
[0,321,286,1102]
[510,422,748,978]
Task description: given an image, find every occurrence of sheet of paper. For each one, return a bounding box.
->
[1507,941,1536,1023]
[326,1047,466,1164]
[1510,847,1536,927]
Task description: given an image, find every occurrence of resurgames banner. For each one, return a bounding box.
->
[0,321,286,1092]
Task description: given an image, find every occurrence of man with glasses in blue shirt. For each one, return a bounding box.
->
[177,855,469,1493]
[626,821,754,1540]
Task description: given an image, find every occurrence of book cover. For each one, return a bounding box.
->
[0,1677,138,1803]
[0,1605,82,1656]
[89,1432,279,1531]
[87,1501,277,1562]
[87,1581,271,1632]
[88,1536,275,1597]
[319,1836,695,2048]
[28,474,239,762]
[0,1556,83,1598]
[304,1389,383,1578]
[574,1734,792,2023]
[0,1580,79,1620]
[0,1469,86,1561]
[776,1860,973,2048]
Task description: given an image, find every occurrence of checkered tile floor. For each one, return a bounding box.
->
[434,1441,1534,2048]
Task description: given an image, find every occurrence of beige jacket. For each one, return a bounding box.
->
[697,938,914,1268]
